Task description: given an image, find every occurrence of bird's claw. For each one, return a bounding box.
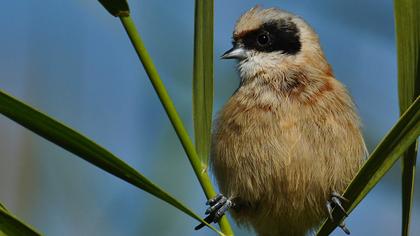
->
[195,194,234,230]
[326,192,350,235]
[339,222,351,235]
[205,194,234,222]
[206,194,223,206]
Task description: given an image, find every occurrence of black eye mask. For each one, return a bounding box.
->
[239,20,301,55]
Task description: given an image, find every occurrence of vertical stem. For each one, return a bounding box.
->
[119,16,233,235]
[394,1,420,235]
[192,0,234,234]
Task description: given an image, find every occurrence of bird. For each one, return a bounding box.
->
[195,6,368,236]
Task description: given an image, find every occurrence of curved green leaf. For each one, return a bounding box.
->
[0,203,41,236]
[316,96,420,236]
[0,90,222,235]
[394,1,420,235]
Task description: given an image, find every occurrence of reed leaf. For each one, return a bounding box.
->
[316,96,420,236]
[191,1,234,234]
[193,0,214,167]
[394,1,420,235]
[0,203,41,236]
[0,90,222,235]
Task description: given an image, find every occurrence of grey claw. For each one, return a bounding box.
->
[331,196,348,217]
[332,191,349,202]
[339,222,351,235]
[325,192,351,234]
[326,200,334,221]
[205,196,227,214]
[213,199,234,222]
[206,194,223,206]
[194,214,213,230]
[195,194,234,231]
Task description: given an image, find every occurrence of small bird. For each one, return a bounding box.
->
[195,6,367,236]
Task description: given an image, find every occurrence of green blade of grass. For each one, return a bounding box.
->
[0,203,41,236]
[98,0,130,17]
[316,96,420,236]
[193,0,214,167]
[0,90,223,235]
[394,1,420,235]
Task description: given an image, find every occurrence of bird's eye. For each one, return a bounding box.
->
[257,33,270,45]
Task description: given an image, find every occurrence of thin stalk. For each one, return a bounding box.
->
[119,16,233,235]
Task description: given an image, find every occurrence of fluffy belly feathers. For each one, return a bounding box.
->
[210,95,365,235]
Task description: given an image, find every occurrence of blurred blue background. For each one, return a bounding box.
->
[0,0,418,235]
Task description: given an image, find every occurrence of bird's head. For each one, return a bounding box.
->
[223,6,330,85]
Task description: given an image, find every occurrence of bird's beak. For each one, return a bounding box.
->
[221,46,247,60]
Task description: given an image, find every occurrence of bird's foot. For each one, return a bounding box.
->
[194,194,234,230]
[326,191,350,235]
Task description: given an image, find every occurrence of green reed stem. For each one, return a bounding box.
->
[119,16,233,235]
